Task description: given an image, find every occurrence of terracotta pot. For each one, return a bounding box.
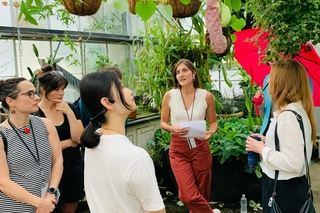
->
[169,0,202,18]
[62,0,102,16]
[128,0,139,14]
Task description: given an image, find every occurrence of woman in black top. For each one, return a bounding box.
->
[36,65,84,213]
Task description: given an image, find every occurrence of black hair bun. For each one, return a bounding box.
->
[41,65,54,73]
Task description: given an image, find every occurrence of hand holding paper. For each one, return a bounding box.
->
[178,120,206,138]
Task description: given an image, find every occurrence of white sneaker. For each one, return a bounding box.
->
[212,209,221,213]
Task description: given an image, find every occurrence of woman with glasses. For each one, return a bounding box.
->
[0,77,63,213]
[36,65,84,213]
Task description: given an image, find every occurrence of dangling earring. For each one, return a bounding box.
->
[11,110,15,114]
[193,76,195,80]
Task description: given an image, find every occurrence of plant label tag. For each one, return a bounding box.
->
[187,138,197,149]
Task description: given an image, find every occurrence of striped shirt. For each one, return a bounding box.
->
[0,115,52,213]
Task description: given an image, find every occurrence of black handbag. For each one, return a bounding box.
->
[268,110,316,213]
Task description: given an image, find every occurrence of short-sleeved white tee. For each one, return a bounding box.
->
[84,134,165,213]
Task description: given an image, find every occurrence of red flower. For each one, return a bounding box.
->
[23,128,30,134]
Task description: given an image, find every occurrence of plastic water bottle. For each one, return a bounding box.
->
[240,194,247,213]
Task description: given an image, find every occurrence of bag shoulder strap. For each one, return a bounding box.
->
[0,131,7,155]
[273,109,312,190]
[285,110,312,189]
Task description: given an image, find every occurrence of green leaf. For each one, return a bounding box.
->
[231,0,241,12]
[179,0,191,5]
[229,16,246,31]
[221,65,232,87]
[220,1,231,27]
[32,44,39,57]
[51,57,64,65]
[230,33,236,42]
[113,0,128,13]
[224,0,232,10]
[24,14,38,25]
[27,67,33,78]
[136,1,156,21]
[34,0,43,8]
[20,1,27,13]
[157,4,173,22]
[192,15,202,35]
[25,0,33,7]
[27,7,43,15]
[18,12,23,22]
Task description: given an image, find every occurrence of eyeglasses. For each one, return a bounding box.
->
[19,90,39,99]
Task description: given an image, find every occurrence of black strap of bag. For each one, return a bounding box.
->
[0,131,7,155]
[269,110,313,207]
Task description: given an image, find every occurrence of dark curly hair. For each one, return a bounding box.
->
[0,77,27,109]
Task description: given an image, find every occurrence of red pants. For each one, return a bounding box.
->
[169,135,212,213]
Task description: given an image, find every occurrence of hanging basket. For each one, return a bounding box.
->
[128,0,138,14]
[62,0,102,16]
[168,0,202,18]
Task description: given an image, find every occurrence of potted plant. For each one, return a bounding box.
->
[208,117,262,202]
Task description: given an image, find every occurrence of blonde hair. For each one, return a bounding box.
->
[270,59,316,143]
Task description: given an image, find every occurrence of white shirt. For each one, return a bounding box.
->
[260,102,313,180]
[84,134,165,213]
[169,88,207,125]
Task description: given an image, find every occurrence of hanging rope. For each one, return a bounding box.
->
[15,8,23,77]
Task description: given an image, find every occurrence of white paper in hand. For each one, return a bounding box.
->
[178,120,206,138]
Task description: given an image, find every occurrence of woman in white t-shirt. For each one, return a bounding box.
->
[79,69,166,213]
[246,59,317,213]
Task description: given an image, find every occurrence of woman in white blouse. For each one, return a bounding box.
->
[246,59,317,213]
[160,59,219,213]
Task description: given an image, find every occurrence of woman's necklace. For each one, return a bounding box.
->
[7,118,31,134]
[101,127,125,135]
[180,89,196,121]
[7,117,47,186]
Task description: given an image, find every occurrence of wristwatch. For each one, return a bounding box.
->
[47,187,58,195]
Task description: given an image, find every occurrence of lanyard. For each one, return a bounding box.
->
[180,89,196,121]
[8,117,47,185]
[8,118,40,164]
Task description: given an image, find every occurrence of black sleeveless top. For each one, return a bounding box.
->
[36,103,81,165]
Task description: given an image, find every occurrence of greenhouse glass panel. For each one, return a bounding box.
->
[0,39,15,77]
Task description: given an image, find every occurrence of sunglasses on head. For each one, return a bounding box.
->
[50,71,63,76]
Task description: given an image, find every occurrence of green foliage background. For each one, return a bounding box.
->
[247,0,320,60]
